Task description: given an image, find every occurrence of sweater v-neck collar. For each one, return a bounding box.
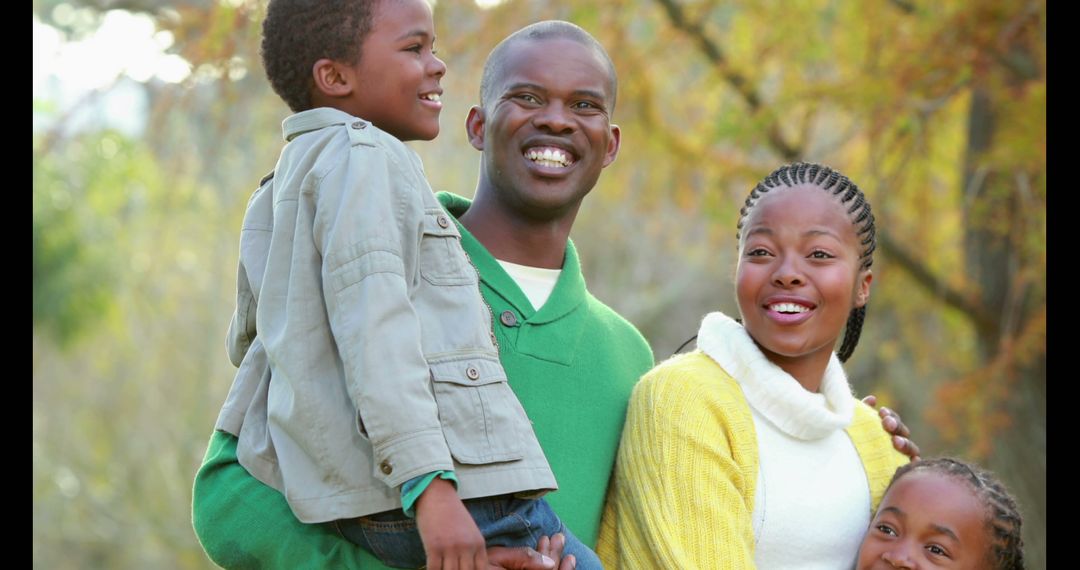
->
[437,192,587,366]
[696,311,854,440]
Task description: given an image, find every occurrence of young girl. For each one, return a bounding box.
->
[858,457,1024,570]
[597,162,910,568]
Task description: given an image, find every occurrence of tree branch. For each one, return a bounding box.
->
[652,0,800,160]
[876,230,999,334]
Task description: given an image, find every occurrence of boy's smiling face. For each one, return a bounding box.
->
[466,37,620,220]
[336,0,446,141]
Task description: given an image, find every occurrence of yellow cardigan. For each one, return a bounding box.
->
[597,351,908,569]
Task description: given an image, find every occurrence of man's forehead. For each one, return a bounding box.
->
[494,38,613,95]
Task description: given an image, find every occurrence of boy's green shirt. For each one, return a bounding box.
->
[193,192,655,569]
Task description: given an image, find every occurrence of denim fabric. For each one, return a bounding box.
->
[335,496,601,569]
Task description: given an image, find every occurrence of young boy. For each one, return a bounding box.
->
[212,1,594,568]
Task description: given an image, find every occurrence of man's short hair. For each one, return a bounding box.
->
[479,20,618,113]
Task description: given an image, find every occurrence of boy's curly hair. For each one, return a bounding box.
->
[887,457,1025,570]
[260,0,380,112]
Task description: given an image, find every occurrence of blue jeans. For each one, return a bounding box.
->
[334,495,601,569]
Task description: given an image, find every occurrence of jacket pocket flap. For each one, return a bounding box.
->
[429,358,506,387]
[422,211,461,238]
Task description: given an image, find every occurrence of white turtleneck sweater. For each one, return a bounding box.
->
[697,311,869,570]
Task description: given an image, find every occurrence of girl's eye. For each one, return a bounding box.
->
[405,44,422,53]
[875,524,898,537]
[746,248,771,257]
[809,250,834,259]
[926,544,950,558]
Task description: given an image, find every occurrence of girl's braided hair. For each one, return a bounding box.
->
[886,458,1025,570]
[735,162,876,362]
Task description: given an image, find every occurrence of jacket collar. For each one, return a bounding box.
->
[696,311,854,440]
[282,107,359,142]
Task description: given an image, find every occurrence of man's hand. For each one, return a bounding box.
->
[414,477,487,569]
[862,395,921,461]
[486,533,575,570]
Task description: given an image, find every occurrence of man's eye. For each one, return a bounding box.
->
[516,94,539,104]
[573,101,598,110]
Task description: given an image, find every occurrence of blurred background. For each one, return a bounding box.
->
[33,0,1045,567]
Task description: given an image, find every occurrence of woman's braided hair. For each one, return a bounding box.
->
[735,162,876,362]
[886,458,1025,569]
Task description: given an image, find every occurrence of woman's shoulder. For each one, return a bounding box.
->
[633,350,748,411]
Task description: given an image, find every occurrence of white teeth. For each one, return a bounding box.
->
[524,147,571,167]
[423,93,440,102]
[769,303,809,314]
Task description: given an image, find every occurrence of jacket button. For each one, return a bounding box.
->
[379,460,393,475]
[437,215,451,228]
[351,121,367,130]
[466,366,480,380]
[499,310,518,327]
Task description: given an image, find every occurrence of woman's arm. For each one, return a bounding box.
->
[598,355,759,569]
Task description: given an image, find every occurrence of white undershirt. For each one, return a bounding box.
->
[496,259,561,311]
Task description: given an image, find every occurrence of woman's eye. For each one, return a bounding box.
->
[746,248,770,257]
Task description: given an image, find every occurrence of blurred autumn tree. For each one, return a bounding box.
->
[33,0,1044,568]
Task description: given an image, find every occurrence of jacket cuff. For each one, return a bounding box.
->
[373,428,454,488]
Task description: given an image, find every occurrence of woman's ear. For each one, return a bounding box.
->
[854,270,873,308]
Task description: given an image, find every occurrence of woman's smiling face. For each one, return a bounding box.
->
[735,183,872,377]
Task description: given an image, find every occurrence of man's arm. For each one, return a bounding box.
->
[192,431,370,569]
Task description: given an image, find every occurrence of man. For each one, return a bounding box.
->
[194,21,653,570]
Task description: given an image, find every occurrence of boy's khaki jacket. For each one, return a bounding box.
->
[214,108,555,523]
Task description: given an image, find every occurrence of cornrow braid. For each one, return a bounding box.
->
[736,162,876,362]
[887,458,1025,570]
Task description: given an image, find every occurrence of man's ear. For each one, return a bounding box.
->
[312,58,353,99]
[602,123,621,168]
[465,106,486,151]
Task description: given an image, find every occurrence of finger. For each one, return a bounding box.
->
[475,545,489,570]
[550,533,566,560]
[537,535,551,558]
[558,554,576,570]
[878,406,893,419]
[427,552,444,570]
[892,436,920,461]
[486,546,554,570]
[862,394,877,407]
[882,415,898,433]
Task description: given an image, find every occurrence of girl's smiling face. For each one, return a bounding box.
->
[735,184,872,385]
[858,471,992,569]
